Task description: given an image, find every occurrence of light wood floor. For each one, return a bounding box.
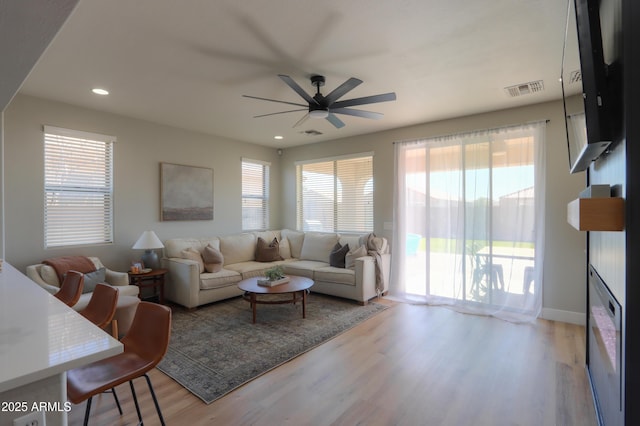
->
[68,299,597,426]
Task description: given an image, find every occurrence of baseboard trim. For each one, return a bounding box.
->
[541,308,586,325]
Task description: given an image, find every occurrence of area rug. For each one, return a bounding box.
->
[157,294,387,404]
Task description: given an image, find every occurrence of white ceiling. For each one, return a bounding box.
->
[18,0,579,148]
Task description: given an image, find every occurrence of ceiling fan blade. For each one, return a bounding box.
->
[254,109,307,118]
[243,94,307,108]
[324,77,363,104]
[293,113,310,127]
[326,113,345,129]
[278,74,318,105]
[331,108,384,120]
[331,92,397,109]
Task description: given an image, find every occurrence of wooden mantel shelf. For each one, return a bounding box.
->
[567,197,624,231]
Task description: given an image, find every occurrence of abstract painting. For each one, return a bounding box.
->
[161,162,213,221]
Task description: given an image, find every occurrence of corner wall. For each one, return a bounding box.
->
[281,99,588,318]
[3,94,281,272]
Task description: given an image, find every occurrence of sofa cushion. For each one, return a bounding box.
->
[181,248,205,273]
[219,233,256,265]
[255,237,283,262]
[300,232,339,263]
[339,234,366,251]
[253,230,281,243]
[282,260,329,279]
[166,238,203,259]
[202,244,224,273]
[200,269,242,290]
[225,260,289,278]
[346,245,368,270]
[329,243,350,268]
[281,229,305,258]
[81,267,106,293]
[314,266,356,286]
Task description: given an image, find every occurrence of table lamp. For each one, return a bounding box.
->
[132,230,164,269]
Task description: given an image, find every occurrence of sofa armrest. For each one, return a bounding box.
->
[352,253,390,302]
[105,269,130,286]
[354,255,377,302]
[25,264,59,295]
[161,257,201,308]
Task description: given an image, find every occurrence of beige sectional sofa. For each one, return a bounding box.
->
[161,229,390,309]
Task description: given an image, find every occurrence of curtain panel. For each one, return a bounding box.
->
[391,122,546,322]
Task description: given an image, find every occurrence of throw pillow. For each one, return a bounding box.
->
[202,244,224,273]
[363,232,388,253]
[329,242,350,268]
[181,247,205,273]
[345,245,368,270]
[78,267,106,294]
[279,237,292,259]
[40,264,61,286]
[255,237,283,262]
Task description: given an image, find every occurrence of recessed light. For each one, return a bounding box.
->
[274,135,283,140]
[91,88,109,95]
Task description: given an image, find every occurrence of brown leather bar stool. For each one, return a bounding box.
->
[67,302,172,426]
[54,270,84,307]
[79,283,119,336]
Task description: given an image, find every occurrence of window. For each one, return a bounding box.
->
[242,158,270,231]
[44,126,115,248]
[296,153,373,233]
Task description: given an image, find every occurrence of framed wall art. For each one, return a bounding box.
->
[160,162,213,221]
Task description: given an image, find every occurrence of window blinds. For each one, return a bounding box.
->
[242,159,270,231]
[44,127,114,248]
[296,154,373,233]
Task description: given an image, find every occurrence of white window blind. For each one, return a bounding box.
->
[296,154,373,233]
[242,158,270,231]
[44,126,115,248]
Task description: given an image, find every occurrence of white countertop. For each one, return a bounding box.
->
[0,262,123,392]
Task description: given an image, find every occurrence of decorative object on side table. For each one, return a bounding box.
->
[258,265,289,287]
[132,230,164,269]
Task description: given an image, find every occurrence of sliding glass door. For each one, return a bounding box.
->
[392,122,545,321]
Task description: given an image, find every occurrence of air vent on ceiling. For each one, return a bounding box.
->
[569,70,582,84]
[504,80,545,97]
[300,129,323,136]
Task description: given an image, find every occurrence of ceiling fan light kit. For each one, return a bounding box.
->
[243,74,396,129]
[309,109,329,119]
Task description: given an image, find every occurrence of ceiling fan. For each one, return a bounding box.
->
[243,74,396,129]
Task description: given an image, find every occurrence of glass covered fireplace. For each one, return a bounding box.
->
[588,265,623,425]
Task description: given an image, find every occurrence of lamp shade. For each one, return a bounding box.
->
[132,231,164,250]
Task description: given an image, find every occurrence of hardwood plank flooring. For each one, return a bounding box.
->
[67,300,597,426]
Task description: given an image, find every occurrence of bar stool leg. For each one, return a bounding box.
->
[129,380,143,424]
[144,373,166,426]
[82,397,93,426]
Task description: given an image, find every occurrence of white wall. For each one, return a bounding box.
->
[281,99,588,317]
[4,94,281,272]
[5,94,589,317]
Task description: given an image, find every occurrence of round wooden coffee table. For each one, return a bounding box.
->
[237,276,314,323]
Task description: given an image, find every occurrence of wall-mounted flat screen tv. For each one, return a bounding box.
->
[562,0,618,174]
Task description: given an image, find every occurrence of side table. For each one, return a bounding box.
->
[128,268,167,304]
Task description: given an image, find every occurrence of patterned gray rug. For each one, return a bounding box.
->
[157,293,387,404]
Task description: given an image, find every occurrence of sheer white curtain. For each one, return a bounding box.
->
[391,122,546,322]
